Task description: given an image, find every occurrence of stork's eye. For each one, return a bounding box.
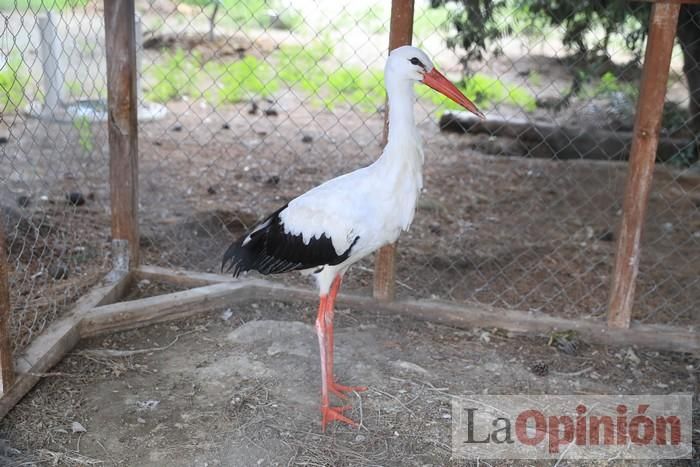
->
[410,57,424,67]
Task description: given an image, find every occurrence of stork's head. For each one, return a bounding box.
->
[387,45,485,119]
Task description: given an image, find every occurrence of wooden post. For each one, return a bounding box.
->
[607,2,680,328]
[0,221,15,393]
[104,0,140,269]
[373,0,415,301]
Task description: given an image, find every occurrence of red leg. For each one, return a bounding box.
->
[315,294,357,432]
[325,275,367,400]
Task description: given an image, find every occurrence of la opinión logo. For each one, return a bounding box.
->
[461,403,682,453]
[452,395,692,460]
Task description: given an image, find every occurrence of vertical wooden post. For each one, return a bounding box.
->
[373,0,415,301]
[104,0,140,269]
[0,221,15,393]
[607,2,680,329]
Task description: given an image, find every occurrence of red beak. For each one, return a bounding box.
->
[422,68,485,119]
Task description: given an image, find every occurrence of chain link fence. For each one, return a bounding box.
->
[1,0,698,354]
[2,4,111,353]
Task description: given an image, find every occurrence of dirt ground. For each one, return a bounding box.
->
[1,289,698,466]
[3,86,699,357]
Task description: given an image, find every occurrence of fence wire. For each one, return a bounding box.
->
[1,4,110,352]
[1,0,698,353]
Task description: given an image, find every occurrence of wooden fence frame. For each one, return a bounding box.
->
[0,0,697,420]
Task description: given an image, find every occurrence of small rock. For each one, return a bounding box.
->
[137,279,151,288]
[536,96,561,109]
[662,222,674,233]
[265,175,280,185]
[207,186,217,195]
[428,223,442,235]
[171,124,183,132]
[66,192,86,206]
[264,107,278,117]
[393,360,430,375]
[530,361,549,377]
[71,421,87,433]
[625,348,641,366]
[49,262,69,280]
[16,195,31,208]
[355,434,366,442]
[154,141,162,146]
[301,134,313,143]
[248,101,258,115]
[137,400,160,411]
[0,136,8,144]
[598,230,614,242]
[221,309,233,321]
[221,122,230,130]
[137,417,146,424]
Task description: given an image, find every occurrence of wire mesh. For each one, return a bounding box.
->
[1,3,111,352]
[1,0,698,357]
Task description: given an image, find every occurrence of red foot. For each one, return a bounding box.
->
[328,381,369,400]
[321,405,357,432]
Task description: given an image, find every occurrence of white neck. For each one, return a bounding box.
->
[376,74,423,168]
[386,76,416,145]
[369,73,424,231]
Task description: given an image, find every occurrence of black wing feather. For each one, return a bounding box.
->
[221,204,359,277]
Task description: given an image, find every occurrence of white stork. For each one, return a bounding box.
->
[222,46,484,431]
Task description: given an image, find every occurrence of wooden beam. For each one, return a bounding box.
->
[374,0,415,301]
[80,281,257,337]
[0,220,15,393]
[0,271,131,420]
[439,112,693,162]
[84,269,700,354]
[104,0,140,268]
[608,3,680,329]
[134,265,234,288]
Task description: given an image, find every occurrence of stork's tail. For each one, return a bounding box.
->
[221,239,246,277]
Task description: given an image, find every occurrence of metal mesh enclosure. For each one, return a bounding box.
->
[1,5,110,352]
[1,0,698,358]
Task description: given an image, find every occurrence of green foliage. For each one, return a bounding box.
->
[145,49,200,103]
[72,116,94,153]
[591,71,637,99]
[181,0,297,29]
[419,72,536,111]
[0,58,28,113]
[0,0,88,10]
[143,39,534,114]
[431,0,649,65]
[206,56,278,103]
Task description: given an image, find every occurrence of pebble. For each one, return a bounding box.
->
[66,192,86,206]
[301,134,313,143]
[49,262,69,280]
[16,195,31,208]
[248,101,258,115]
[598,230,614,242]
